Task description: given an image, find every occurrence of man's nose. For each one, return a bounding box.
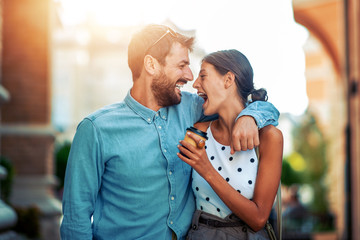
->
[184,66,194,81]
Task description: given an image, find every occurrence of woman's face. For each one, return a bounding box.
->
[193,62,228,115]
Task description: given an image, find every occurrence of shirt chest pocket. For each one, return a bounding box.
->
[182,160,192,175]
[172,154,191,175]
[166,142,192,176]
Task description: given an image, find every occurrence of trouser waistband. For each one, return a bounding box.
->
[198,215,245,228]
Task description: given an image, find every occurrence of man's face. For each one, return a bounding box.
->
[151,42,193,107]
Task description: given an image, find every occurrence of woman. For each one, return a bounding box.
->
[177,49,283,239]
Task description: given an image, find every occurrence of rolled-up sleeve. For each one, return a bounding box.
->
[236,101,280,129]
[60,119,104,240]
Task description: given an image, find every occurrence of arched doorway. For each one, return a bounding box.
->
[292,0,360,238]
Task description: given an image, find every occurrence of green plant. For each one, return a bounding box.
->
[281,158,303,186]
[0,156,15,203]
[292,111,329,213]
[55,141,71,190]
[288,110,334,231]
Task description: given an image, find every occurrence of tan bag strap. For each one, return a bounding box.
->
[276,182,282,240]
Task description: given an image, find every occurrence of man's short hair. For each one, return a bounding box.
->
[128,24,195,80]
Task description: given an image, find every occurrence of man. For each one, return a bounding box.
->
[60,24,279,239]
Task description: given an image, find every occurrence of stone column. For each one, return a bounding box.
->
[0,0,61,239]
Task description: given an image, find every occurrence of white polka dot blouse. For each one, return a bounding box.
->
[192,125,259,218]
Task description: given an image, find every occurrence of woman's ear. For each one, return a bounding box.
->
[143,55,158,75]
[224,71,235,89]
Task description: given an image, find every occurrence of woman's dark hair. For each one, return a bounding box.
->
[128,24,194,80]
[202,49,267,105]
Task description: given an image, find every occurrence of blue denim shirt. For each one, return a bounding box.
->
[60,91,279,240]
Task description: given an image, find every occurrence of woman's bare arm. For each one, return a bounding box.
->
[178,125,283,231]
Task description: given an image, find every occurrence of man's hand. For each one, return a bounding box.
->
[231,116,259,154]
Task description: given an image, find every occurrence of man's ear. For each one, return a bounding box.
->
[143,55,158,75]
[224,71,235,89]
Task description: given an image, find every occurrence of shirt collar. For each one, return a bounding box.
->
[124,90,168,124]
[158,107,168,121]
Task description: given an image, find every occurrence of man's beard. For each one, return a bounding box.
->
[151,71,182,107]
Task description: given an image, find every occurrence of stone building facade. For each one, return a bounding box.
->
[0,0,61,239]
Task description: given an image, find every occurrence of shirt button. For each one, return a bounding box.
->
[162,116,166,120]
[169,171,172,175]
[158,126,162,129]
[147,118,151,122]
[171,196,174,201]
[164,149,167,153]
[170,221,173,225]
[156,113,159,117]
